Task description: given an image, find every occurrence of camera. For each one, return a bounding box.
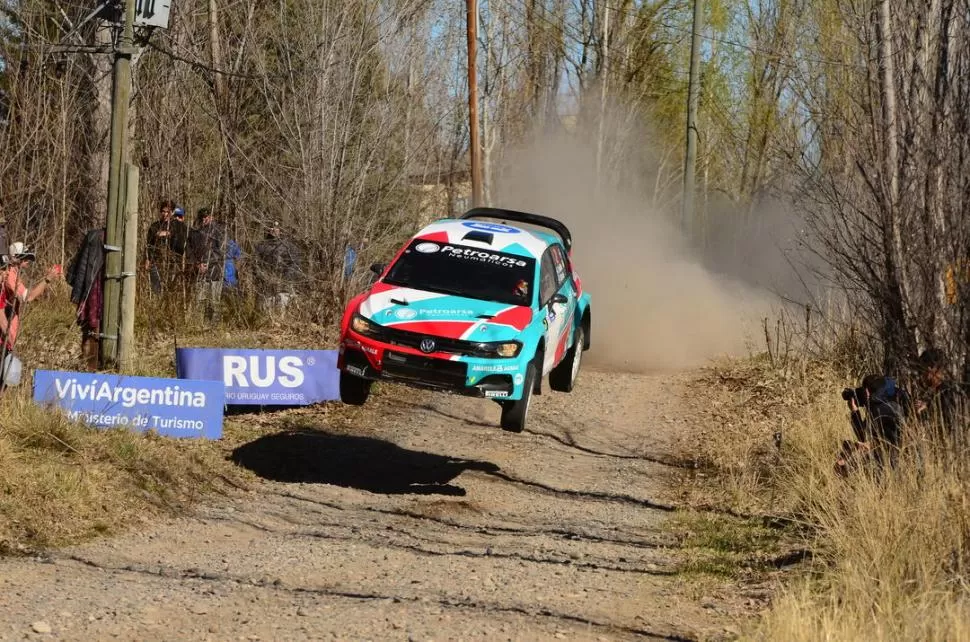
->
[842,387,866,403]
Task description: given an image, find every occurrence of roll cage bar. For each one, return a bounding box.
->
[460,207,572,252]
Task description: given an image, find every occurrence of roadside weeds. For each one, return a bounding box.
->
[0,392,241,552]
[680,353,970,641]
[0,298,345,554]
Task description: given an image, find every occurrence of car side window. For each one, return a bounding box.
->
[540,250,558,305]
[549,244,569,285]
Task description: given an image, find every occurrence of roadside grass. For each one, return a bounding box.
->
[0,390,240,552]
[673,512,791,579]
[692,354,970,641]
[0,290,345,554]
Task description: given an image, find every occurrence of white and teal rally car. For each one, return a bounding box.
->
[337,208,592,432]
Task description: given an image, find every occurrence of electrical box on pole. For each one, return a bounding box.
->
[134,0,172,29]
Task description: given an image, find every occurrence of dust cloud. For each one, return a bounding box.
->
[492,135,777,373]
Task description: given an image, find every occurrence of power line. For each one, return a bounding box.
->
[654,18,874,71]
[501,0,689,76]
[566,0,880,69]
[146,39,269,80]
[500,0,884,73]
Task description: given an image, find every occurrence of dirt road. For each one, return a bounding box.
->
[0,369,759,641]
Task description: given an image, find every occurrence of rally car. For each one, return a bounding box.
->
[337,207,592,432]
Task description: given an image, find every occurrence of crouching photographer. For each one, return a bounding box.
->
[835,374,911,476]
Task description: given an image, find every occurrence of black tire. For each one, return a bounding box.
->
[549,326,584,393]
[340,370,372,406]
[500,361,536,433]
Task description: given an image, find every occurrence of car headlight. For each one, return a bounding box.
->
[351,313,380,337]
[495,342,521,358]
[472,341,521,358]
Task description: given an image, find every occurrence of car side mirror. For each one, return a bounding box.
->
[369,263,385,276]
[550,293,568,306]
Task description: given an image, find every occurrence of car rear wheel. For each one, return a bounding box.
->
[340,370,372,406]
[500,361,536,433]
[549,326,584,393]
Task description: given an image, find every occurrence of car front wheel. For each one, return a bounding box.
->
[500,361,536,433]
[340,370,372,406]
[549,326,584,393]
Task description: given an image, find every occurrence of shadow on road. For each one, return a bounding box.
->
[230,430,500,496]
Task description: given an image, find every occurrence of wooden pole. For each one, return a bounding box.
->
[681,0,704,241]
[119,164,139,373]
[466,0,483,207]
[99,0,136,368]
[595,2,609,181]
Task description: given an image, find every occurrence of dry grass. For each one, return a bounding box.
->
[686,354,843,513]
[0,289,343,554]
[694,354,970,641]
[0,390,238,552]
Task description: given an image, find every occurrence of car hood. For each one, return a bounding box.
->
[358,286,533,343]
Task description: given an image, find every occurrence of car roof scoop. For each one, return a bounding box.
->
[462,231,494,244]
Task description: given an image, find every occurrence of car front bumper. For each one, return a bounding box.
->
[338,331,528,400]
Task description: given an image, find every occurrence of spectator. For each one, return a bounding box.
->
[0,243,62,388]
[66,228,105,371]
[224,238,242,291]
[343,237,369,281]
[836,374,911,475]
[915,348,967,448]
[145,198,187,295]
[0,210,8,265]
[187,207,226,323]
[255,220,303,316]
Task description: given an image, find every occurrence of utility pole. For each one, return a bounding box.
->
[100,0,137,368]
[595,2,610,183]
[681,0,704,241]
[466,0,483,208]
[118,164,139,372]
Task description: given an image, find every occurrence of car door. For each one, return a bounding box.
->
[548,243,578,365]
[538,247,571,374]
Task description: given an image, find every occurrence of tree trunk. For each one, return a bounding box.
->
[90,22,113,227]
[879,0,916,370]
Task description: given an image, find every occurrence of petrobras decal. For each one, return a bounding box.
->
[414,242,441,254]
[435,244,529,268]
[463,221,521,234]
[388,307,477,321]
[33,370,225,440]
[392,307,419,320]
[176,348,339,406]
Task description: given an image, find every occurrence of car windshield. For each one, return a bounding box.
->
[383,239,536,307]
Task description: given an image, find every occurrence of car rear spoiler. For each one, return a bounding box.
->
[460,207,572,252]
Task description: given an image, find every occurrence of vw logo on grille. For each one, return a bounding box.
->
[419,338,436,353]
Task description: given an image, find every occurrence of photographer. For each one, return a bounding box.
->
[836,375,911,474]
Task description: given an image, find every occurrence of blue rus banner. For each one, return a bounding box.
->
[175,348,340,406]
[33,370,225,439]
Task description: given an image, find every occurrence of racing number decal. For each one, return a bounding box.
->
[540,246,574,374]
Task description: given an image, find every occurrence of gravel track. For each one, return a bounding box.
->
[0,368,754,641]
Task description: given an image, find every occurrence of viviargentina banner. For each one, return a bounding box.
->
[175,348,339,406]
[33,370,225,439]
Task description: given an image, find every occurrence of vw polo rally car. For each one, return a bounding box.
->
[337,207,592,433]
